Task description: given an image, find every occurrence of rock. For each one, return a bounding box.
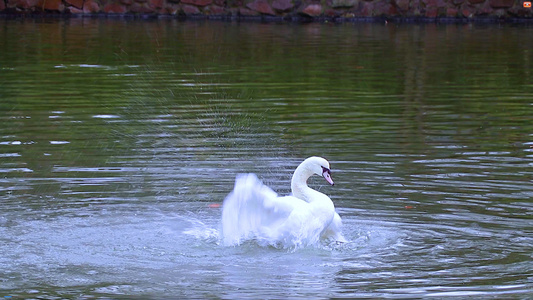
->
[149,0,163,9]
[408,0,422,15]
[423,0,446,8]
[467,0,484,4]
[120,0,133,5]
[83,0,100,12]
[104,2,127,13]
[0,0,5,10]
[69,6,84,12]
[508,5,532,16]
[359,1,372,16]
[239,7,259,15]
[373,0,397,15]
[39,0,63,10]
[206,4,226,14]
[182,3,200,13]
[162,3,179,13]
[425,7,438,16]
[181,0,212,6]
[213,0,225,5]
[453,0,464,4]
[130,2,156,12]
[272,0,293,11]
[246,0,275,14]
[395,0,410,12]
[324,8,342,16]
[10,0,39,9]
[301,4,322,16]
[461,4,475,16]
[446,7,458,16]
[489,0,514,8]
[65,0,84,8]
[330,0,357,8]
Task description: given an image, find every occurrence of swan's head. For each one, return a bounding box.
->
[304,156,334,186]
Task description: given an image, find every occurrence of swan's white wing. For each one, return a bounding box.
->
[321,212,347,243]
[221,173,309,246]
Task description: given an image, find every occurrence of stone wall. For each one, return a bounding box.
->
[0,0,532,20]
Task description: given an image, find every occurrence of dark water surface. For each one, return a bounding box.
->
[1,19,532,299]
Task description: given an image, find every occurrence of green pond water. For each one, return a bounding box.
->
[0,18,532,299]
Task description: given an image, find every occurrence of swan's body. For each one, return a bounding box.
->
[221,157,346,248]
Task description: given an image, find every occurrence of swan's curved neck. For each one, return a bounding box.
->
[291,163,315,201]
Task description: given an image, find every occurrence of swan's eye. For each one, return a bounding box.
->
[321,166,331,175]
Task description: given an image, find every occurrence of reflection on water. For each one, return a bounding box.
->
[0,19,532,299]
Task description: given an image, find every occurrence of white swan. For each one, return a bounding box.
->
[221,156,346,249]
